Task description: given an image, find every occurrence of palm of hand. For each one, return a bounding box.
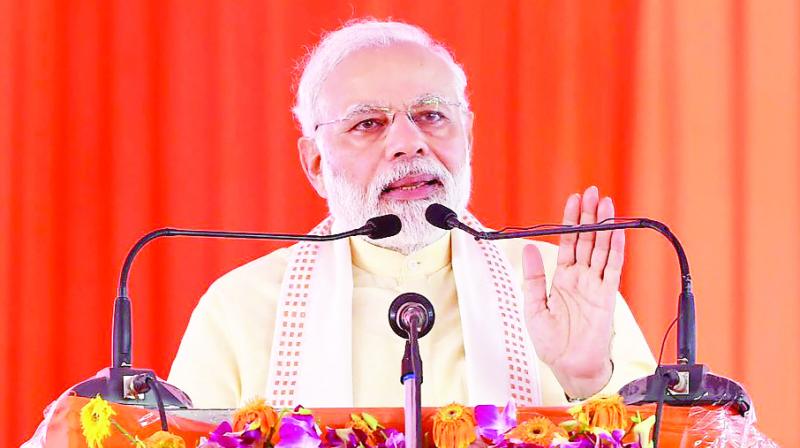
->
[529,261,616,374]
[522,186,624,395]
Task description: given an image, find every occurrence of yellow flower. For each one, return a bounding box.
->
[142,430,186,448]
[80,395,117,448]
[568,394,628,431]
[432,403,476,448]
[505,416,565,447]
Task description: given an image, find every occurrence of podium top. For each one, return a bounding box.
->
[33,396,776,447]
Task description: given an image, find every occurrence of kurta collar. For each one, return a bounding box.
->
[349,232,451,278]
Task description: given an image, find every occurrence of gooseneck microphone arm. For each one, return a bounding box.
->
[112,215,401,369]
[427,203,752,425]
[71,214,401,412]
[117,219,397,297]
[426,204,695,364]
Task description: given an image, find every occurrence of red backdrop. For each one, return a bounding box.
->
[1,1,798,446]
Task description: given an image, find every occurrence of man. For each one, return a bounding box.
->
[168,19,655,409]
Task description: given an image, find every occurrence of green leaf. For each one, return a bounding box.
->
[361,412,381,430]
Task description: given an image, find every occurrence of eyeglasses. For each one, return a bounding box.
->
[313,95,466,142]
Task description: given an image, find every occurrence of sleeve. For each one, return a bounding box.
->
[167,284,242,409]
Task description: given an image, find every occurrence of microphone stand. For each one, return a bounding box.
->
[403,321,422,448]
[72,216,401,410]
[389,293,435,448]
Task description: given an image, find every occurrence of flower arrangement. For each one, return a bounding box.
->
[199,394,653,448]
[471,396,655,448]
[79,394,654,448]
[199,403,404,448]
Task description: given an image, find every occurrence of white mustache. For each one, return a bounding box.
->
[370,160,450,197]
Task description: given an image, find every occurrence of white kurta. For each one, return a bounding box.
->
[168,232,656,408]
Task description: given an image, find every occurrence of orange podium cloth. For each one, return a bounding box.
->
[34,396,774,447]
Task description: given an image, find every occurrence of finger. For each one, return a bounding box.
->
[590,196,614,274]
[603,228,626,289]
[522,244,549,318]
[557,193,581,267]
[575,186,599,266]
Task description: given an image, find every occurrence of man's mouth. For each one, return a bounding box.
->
[381,174,443,200]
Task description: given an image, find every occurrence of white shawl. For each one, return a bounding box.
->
[265,213,542,407]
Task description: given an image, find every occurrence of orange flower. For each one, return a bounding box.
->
[432,403,477,448]
[232,397,279,434]
[143,430,186,448]
[572,394,628,431]
[505,416,565,447]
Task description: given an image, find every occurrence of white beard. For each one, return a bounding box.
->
[321,156,472,255]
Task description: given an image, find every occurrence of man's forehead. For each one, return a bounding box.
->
[316,43,460,118]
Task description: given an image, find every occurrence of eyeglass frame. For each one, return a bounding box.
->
[312,94,468,135]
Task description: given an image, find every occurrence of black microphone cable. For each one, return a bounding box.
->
[652,316,679,448]
[130,373,169,431]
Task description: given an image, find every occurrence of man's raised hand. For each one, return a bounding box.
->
[522,186,624,399]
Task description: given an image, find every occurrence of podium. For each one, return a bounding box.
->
[27,395,776,447]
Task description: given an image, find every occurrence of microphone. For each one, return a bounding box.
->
[425,203,458,230]
[72,214,402,408]
[425,203,751,414]
[388,293,436,339]
[425,203,480,237]
[364,214,403,240]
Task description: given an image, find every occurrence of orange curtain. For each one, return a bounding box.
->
[627,1,800,447]
[1,1,797,446]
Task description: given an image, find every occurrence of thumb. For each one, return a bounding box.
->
[522,244,548,317]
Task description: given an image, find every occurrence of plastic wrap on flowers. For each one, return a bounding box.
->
[21,390,69,447]
[138,407,237,434]
[678,403,778,448]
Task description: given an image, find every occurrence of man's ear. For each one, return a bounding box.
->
[298,136,327,198]
[464,110,475,153]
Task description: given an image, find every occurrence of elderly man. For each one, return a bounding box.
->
[168,19,655,409]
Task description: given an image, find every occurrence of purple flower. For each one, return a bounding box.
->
[597,428,626,447]
[381,429,405,448]
[321,428,362,448]
[475,400,517,444]
[323,426,405,448]
[323,429,345,448]
[277,414,322,448]
[549,439,591,448]
[549,434,593,448]
[207,421,263,448]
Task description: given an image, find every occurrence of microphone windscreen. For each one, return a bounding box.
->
[425,203,457,230]
[366,214,402,239]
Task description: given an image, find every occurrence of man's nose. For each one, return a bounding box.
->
[384,112,429,159]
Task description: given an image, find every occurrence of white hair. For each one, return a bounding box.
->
[293,19,470,137]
